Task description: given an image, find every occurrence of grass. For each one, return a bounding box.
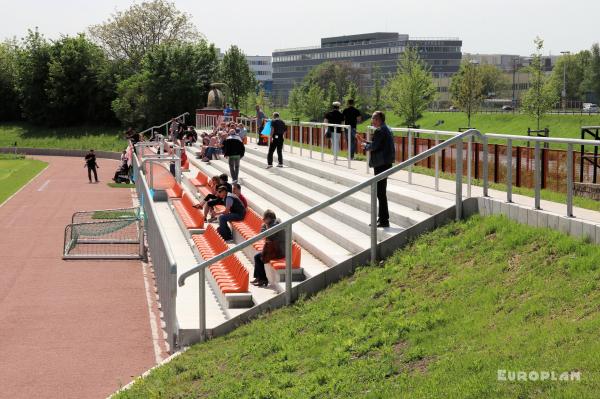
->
[115,215,600,398]
[0,154,47,204]
[412,165,600,213]
[0,122,126,152]
[91,210,137,219]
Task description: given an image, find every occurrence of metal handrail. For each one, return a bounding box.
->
[178,129,481,339]
[139,112,190,136]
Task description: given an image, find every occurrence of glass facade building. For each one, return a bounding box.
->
[272,32,462,103]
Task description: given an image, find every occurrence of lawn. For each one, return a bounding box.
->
[0,122,126,152]
[115,215,600,398]
[0,154,47,204]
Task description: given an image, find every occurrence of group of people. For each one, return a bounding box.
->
[323,99,362,160]
[190,171,282,287]
[197,120,247,182]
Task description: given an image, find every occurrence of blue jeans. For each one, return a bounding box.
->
[218,212,245,240]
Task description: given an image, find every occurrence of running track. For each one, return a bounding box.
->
[0,156,162,398]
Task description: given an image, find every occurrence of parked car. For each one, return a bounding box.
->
[448,105,459,112]
[582,103,599,113]
[501,105,514,111]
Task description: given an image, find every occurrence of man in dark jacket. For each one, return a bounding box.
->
[222,129,245,182]
[361,111,395,227]
[267,112,286,168]
[252,209,285,287]
[84,149,99,183]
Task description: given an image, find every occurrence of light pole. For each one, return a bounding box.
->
[560,51,570,111]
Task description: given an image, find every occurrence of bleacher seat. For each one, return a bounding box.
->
[192,225,249,294]
[166,182,183,198]
[171,192,204,230]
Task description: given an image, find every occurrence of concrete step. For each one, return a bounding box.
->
[196,153,381,253]
[244,145,452,215]
[185,153,350,267]
[240,150,432,227]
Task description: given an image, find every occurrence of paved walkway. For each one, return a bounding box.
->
[0,156,162,399]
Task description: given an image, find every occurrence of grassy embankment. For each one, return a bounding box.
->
[115,215,600,398]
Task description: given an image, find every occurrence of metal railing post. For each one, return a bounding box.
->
[467,136,472,197]
[300,126,303,156]
[309,125,313,159]
[289,123,294,154]
[285,225,293,305]
[366,127,371,174]
[534,141,541,210]
[482,135,489,197]
[321,125,325,162]
[175,146,181,184]
[506,139,513,203]
[455,139,463,221]
[370,182,377,264]
[333,126,338,165]
[347,126,351,169]
[198,267,206,341]
[408,130,413,184]
[567,143,574,217]
[434,132,439,191]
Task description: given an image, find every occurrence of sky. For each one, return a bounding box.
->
[1,0,598,56]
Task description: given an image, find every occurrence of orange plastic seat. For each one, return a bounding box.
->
[172,192,204,229]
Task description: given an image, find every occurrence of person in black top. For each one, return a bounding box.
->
[342,99,362,160]
[84,149,99,183]
[324,102,344,157]
[359,111,395,227]
[216,186,247,241]
[267,112,286,168]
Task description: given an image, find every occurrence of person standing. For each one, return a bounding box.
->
[324,102,344,157]
[224,103,233,121]
[255,105,266,135]
[222,128,245,183]
[169,118,179,143]
[84,149,99,183]
[267,112,286,168]
[342,99,362,160]
[360,111,395,228]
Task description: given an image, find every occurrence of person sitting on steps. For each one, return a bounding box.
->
[252,209,285,287]
[216,185,247,241]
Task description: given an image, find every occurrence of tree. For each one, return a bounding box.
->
[44,34,116,125]
[550,51,590,102]
[303,61,363,100]
[220,45,256,109]
[450,59,484,127]
[384,47,436,127]
[302,83,326,122]
[112,41,219,127]
[521,37,559,130]
[343,81,363,111]
[584,43,600,102]
[479,64,508,98]
[288,85,305,118]
[17,29,51,124]
[0,40,21,121]
[89,0,201,68]
[326,81,338,107]
[370,65,383,111]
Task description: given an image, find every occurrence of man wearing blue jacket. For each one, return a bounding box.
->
[361,111,395,228]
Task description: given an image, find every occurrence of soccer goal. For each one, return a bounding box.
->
[63,207,144,260]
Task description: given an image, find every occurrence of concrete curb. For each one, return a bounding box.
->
[0,147,121,160]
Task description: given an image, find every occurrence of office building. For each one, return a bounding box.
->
[246,55,273,94]
[272,32,462,103]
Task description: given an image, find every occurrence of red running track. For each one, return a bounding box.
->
[0,156,161,399]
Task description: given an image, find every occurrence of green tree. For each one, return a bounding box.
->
[220,45,256,109]
[521,37,559,130]
[288,85,305,118]
[370,65,383,111]
[326,81,338,107]
[112,41,218,127]
[303,83,326,122]
[450,59,484,127]
[0,40,21,121]
[303,61,363,100]
[89,0,201,69]
[550,51,590,102]
[343,81,363,111]
[384,47,436,127]
[479,64,508,98]
[45,34,116,126]
[17,29,51,124]
[583,43,600,102]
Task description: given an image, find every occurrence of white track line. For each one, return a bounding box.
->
[37,179,51,191]
[0,162,49,209]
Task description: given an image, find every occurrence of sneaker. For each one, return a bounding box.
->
[266,165,273,169]
[276,164,284,168]
[207,217,217,223]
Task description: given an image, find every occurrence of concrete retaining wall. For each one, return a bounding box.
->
[0,147,121,160]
